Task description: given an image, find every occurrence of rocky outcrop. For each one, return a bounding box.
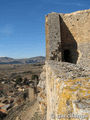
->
[38,65,47,115]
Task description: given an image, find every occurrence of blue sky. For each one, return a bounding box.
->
[0,0,89,58]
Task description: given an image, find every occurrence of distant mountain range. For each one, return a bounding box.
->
[0,56,45,64]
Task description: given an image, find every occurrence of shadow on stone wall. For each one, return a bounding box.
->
[60,16,79,64]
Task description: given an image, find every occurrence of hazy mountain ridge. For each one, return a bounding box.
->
[0,56,45,64]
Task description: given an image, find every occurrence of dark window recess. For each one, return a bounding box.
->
[63,49,72,63]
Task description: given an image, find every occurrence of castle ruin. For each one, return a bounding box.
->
[38,9,90,120]
[46,10,90,64]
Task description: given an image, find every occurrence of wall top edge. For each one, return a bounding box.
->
[45,9,90,17]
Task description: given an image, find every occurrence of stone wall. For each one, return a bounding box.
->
[46,61,90,120]
[45,13,61,61]
[38,9,90,120]
[60,10,90,66]
[45,9,90,66]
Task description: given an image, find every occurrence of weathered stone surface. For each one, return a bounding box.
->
[45,13,61,61]
[60,9,90,65]
[38,9,90,120]
[38,65,47,114]
[46,9,90,65]
[46,60,90,120]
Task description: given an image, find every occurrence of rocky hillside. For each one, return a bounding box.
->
[0,56,45,64]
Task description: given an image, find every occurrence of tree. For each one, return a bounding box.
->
[31,75,39,82]
[16,76,22,85]
[23,77,29,85]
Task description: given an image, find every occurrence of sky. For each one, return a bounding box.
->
[0,0,90,58]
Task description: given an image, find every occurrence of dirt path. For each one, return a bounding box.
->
[17,100,38,120]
